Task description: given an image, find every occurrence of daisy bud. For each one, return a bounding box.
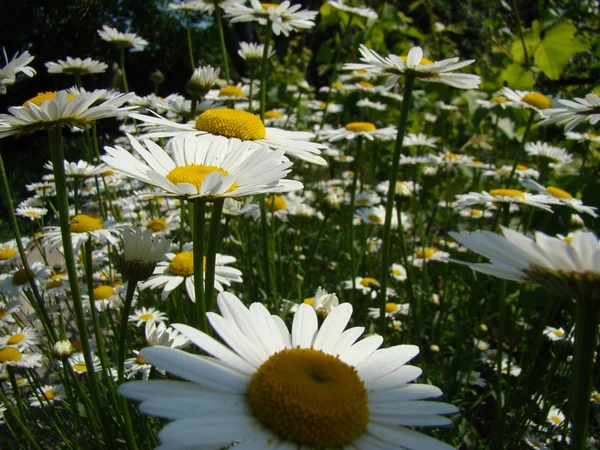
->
[186,65,220,97]
[480,324,489,332]
[120,228,171,282]
[149,70,165,84]
[53,340,75,358]
[570,213,585,228]
[430,344,440,353]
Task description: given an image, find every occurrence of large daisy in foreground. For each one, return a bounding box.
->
[120,293,458,449]
[102,134,303,199]
[129,108,328,165]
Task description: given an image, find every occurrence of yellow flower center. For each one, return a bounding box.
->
[261,2,279,9]
[357,198,371,205]
[593,393,600,402]
[72,363,87,372]
[247,348,369,447]
[358,81,374,88]
[7,333,25,345]
[265,110,283,119]
[471,209,483,217]
[345,122,376,133]
[331,82,343,89]
[546,186,572,199]
[168,251,198,277]
[585,133,598,139]
[490,97,508,103]
[41,390,56,402]
[553,329,564,337]
[521,92,552,110]
[367,214,383,223]
[139,313,154,321]
[490,189,525,199]
[23,91,74,107]
[0,247,16,261]
[265,195,287,211]
[12,268,33,286]
[93,285,115,300]
[359,277,378,287]
[356,69,367,75]
[385,303,399,313]
[0,309,7,320]
[400,55,434,65]
[444,153,460,160]
[45,280,63,290]
[392,268,403,276]
[165,165,231,192]
[467,375,477,381]
[147,218,168,232]
[70,213,104,233]
[550,415,562,425]
[136,354,149,365]
[416,247,438,259]
[219,85,245,98]
[303,297,314,306]
[0,347,22,362]
[516,164,528,171]
[195,108,266,140]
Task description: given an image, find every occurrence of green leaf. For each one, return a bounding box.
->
[533,21,590,80]
[511,20,542,64]
[498,63,536,90]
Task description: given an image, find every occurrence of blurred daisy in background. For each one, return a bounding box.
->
[0,48,36,94]
[98,25,148,51]
[539,93,600,131]
[521,179,598,217]
[45,57,108,75]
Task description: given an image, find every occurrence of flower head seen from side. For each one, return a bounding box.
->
[0,90,135,138]
[521,179,598,218]
[45,57,108,76]
[102,134,303,200]
[98,25,148,51]
[318,121,397,142]
[327,0,378,19]
[343,44,481,89]
[238,41,275,64]
[120,228,172,282]
[120,292,458,449]
[224,0,318,37]
[0,48,36,94]
[524,141,573,167]
[449,227,600,301]
[129,108,328,165]
[497,87,553,116]
[539,93,600,132]
[454,189,561,213]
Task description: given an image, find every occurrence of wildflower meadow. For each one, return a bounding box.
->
[0,0,599,448]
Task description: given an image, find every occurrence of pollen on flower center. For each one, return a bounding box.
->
[72,363,87,372]
[23,91,75,107]
[417,247,438,259]
[136,354,149,365]
[367,214,383,223]
[265,109,283,119]
[70,213,104,233]
[0,247,16,260]
[139,313,154,321]
[345,122,376,133]
[303,297,314,305]
[93,285,115,300]
[147,218,168,232]
[444,153,460,160]
[41,390,56,401]
[168,251,201,277]
[490,189,525,199]
[261,2,279,9]
[385,302,399,313]
[247,348,369,447]
[165,164,231,191]
[45,280,63,290]
[265,195,287,211]
[195,108,266,140]
[546,186,573,199]
[400,55,434,65]
[521,92,552,110]
[12,268,34,286]
[0,347,22,362]
[490,97,508,103]
[219,86,245,97]
[7,333,25,345]
[358,81,374,88]
[360,277,378,287]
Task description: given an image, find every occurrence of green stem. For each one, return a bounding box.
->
[259,196,277,307]
[349,137,364,307]
[74,73,82,89]
[204,199,224,313]
[118,280,138,383]
[191,94,198,119]
[119,46,129,93]
[378,73,416,335]
[0,387,42,450]
[259,23,273,121]
[492,279,507,450]
[193,199,208,332]
[186,15,196,71]
[506,110,535,186]
[570,297,599,450]
[213,4,230,82]
[510,0,529,66]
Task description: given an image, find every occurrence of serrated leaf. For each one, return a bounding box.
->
[511,20,542,64]
[498,63,536,90]
[533,21,590,80]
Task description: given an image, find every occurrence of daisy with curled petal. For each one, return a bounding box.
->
[343,44,480,89]
[449,227,600,300]
[125,350,156,380]
[0,90,135,138]
[102,134,303,200]
[454,189,561,213]
[45,57,108,76]
[497,87,553,116]
[0,49,36,95]
[521,179,598,218]
[139,250,242,302]
[224,0,318,37]
[97,25,148,51]
[539,93,600,132]
[524,141,573,166]
[129,307,168,327]
[318,121,396,142]
[327,0,378,19]
[16,206,47,221]
[28,384,65,408]
[543,326,569,342]
[120,292,458,450]
[128,109,328,165]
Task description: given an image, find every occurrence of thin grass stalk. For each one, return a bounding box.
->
[185,14,196,71]
[213,4,230,82]
[349,137,364,306]
[119,46,129,93]
[259,22,273,120]
[118,280,138,383]
[204,199,224,313]
[193,199,208,332]
[506,110,535,186]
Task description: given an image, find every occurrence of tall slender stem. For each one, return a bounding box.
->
[378,74,415,335]
[185,15,196,72]
[570,297,599,450]
[506,110,535,186]
[118,280,138,383]
[213,5,230,82]
[119,46,129,93]
[193,199,207,332]
[492,280,507,450]
[349,137,363,306]
[259,23,273,121]
[204,199,224,313]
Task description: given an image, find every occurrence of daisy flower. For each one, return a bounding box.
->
[0,327,39,350]
[342,276,381,296]
[297,286,339,317]
[543,326,569,342]
[28,384,65,407]
[139,251,242,302]
[343,44,480,89]
[403,133,437,148]
[482,164,540,180]
[0,240,19,265]
[120,228,171,282]
[449,227,600,300]
[145,321,189,349]
[205,83,251,102]
[16,206,48,221]
[0,48,36,94]
[125,350,154,380]
[327,0,378,19]
[102,134,303,200]
[565,131,600,144]
[521,179,598,218]
[45,57,108,75]
[411,247,450,268]
[0,346,43,370]
[67,352,102,374]
[476,95,514,109]
[497,87,552,116]
[83,284,126,312]
[120,292,458,449]
[524,141,573,166]
[368,302,411,320]
[128,109,328,165]
[356,205,402,228]
[224,0,318,37]
[390,263,408,281]
[238,42,275,63]
[546,406,566,427]
[128,307,168,327]
[97,25,148,51]
[454,189,560,213]
[0,262,50,298]
[376,180,420,198]
[44,159,109,178]
[43,212,130,255]
[168,1,212,12]
[539,93,600,131]
[465,371,486,388]
[0,90,135,138]
[318,121,396,142]
[0,300,21,325]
